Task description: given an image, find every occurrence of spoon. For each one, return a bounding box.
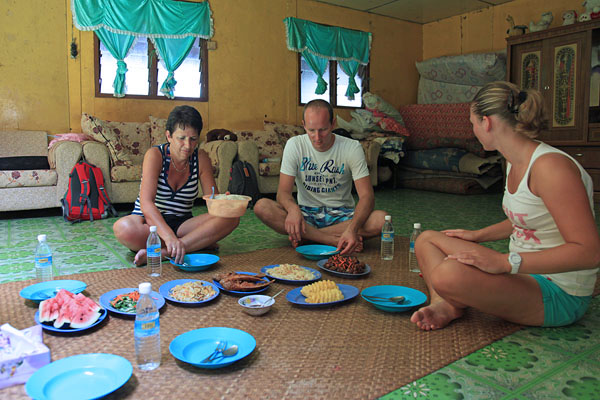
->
[363,295,406,304]
[210,186,215,199]
[166,257,191,267]
[248,289,284,308]
[319,250,338,256]
[215,345,239,360]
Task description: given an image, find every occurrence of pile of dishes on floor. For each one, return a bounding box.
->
[15,244,426,399]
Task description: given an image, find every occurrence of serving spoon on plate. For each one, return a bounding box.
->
[248,289,285,308]
[363,295,406,304]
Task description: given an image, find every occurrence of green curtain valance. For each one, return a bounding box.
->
[284,17,371,99]
[72,0,213,39]
[72,0,213,98]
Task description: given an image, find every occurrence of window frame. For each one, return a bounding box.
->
[94,35,209,101]
[297,53,370,108]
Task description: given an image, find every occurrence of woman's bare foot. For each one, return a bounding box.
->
[133,249,147,266]
[410,301,464,331]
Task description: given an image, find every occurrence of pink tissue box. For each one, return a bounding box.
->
[0,325,50,389]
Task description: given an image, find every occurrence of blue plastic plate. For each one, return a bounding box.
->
[99,288,165,316]
[159,279,220,305]
[20,280,87,302]
[286,283,359,307]
[169,327,256,369]
[361,285,427,312]
[35,307,108,333]
[295,244,339,260]
[316,259,371,278]
[25,353,132,400]
[260,264,321,284]
[212,271,272,295]
[169,253,220,272]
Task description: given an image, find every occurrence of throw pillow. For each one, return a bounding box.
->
[81,113,133,166]
[149,116,168,147]
[362,92,410,136]
[237,130,283,161]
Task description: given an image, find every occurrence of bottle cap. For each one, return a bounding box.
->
[149,226,157,233]
[37,234,47,242]
[384,215,391,221]
[139,282,152,295]
[414,223,421,229]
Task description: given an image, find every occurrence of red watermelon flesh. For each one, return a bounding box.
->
[38,289,103,329]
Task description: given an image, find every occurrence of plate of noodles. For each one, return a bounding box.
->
[260,264,321,284]
[159,279,220,305]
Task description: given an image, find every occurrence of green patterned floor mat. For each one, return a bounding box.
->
[2,187,599,400]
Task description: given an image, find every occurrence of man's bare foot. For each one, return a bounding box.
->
[133,249,147,266]
[410,301,464,331]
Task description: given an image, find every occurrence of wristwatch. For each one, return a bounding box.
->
[508,252,522,274]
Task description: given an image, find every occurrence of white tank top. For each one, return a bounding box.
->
[502,142,597,296]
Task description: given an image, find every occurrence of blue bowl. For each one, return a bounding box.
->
[170,254,220,271]
[361,285,427,313]
[295,244,339,260]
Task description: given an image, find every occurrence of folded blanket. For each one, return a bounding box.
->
[401,148,502,175]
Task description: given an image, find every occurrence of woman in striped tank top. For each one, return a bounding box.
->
[113,106,239,265]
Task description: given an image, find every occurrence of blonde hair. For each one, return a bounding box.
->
[471,81,547,138]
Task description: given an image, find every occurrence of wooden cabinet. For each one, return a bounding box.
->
[507,20,600,203]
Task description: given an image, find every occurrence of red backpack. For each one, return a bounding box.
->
[61,159,118,222]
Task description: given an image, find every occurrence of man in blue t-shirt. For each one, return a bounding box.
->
[254,99,386,254]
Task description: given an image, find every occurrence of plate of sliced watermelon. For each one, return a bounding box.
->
[20,279,87,302]
[36,289,107,332]
[99,288,166,316]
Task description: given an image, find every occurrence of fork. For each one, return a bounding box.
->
[201,340,226,363]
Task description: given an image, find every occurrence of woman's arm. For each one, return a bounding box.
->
[444,219,513,243]
[198,149,219,195]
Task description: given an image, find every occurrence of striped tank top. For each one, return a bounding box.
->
[132,143,199,217]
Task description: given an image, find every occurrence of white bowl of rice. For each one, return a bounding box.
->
[203,194,251,218]
[238,295,274,316]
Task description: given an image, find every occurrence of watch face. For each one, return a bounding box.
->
[509,252,521,265]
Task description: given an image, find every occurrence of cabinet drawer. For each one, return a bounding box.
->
[559,147,600,169]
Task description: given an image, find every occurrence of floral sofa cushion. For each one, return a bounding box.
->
[236,130,282,177]
[110,164,143,183]
[149,116,167,147]
[199,141,221,178]
[81,114,152,166]
[0,169,57,188]
[263,120,305,146]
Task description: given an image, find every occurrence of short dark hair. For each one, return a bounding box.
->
[166,105,203,135]
[303,99,334,124]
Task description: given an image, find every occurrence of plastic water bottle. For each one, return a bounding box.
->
[146,226,161,277]
[35,234,53,282]
[135,282,161,370]
[409,223,422,273]
[380,215,394,261]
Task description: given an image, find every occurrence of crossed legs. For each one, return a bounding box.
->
[253,198,385,248]
[113,213,239,265]
[410,230,544,330]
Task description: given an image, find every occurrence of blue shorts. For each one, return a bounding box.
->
[299,206,354,229]
[532,274,591,327]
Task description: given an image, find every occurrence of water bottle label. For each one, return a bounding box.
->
[410,241,415,251]
[135,317,160,336]
[35,256,52,267]
[381,232,394,241]
[141,321,156,330]
[147,245,161,256]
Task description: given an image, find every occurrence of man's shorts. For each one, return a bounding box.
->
[532,274,591,327]
[299,206,354,229]
[162,213,193,234]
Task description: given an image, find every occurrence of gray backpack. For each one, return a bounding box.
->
[227,160,260,208]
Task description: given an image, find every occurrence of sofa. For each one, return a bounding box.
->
[235,120,381,194]
[389,102,503,194]
[0,130,82,212]
[78,114,237,204]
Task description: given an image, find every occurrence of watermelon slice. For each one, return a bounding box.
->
[38,289,103,329]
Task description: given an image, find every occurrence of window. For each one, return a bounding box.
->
[95,36,208,101]
[299,54,369,108]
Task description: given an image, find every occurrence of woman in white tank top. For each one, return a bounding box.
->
[410,81,600,331]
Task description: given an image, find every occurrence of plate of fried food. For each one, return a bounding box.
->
[212,271,274,294]
[286,280,358,307]
[261,264,321,284]
[316,254,371,278]
[159,279,220,305]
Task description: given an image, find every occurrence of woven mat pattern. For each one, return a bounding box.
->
[1,238,521,399]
